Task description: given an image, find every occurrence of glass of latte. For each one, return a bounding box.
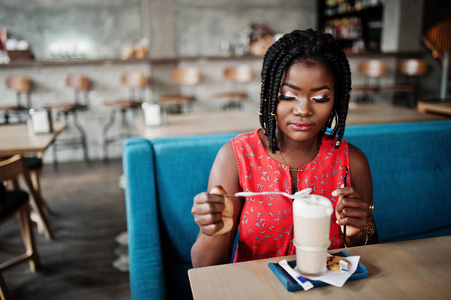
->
[293,191,333,276]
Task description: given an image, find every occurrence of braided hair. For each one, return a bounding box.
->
[259,29,351,153]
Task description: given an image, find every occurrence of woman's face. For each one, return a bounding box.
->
[275,61,335,144]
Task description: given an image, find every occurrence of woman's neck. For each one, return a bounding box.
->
[275,130,320,170]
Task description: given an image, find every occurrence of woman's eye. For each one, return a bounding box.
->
[278,93,295,100]
[312,96,331,103]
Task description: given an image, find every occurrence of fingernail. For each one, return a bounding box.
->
[332,190,338,196]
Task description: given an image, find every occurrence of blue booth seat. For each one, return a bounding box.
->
[123,120,451,300]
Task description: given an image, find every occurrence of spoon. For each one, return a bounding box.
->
[215,188,312,200]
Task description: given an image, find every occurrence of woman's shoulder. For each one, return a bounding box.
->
[348,143,367,161]
[347,142,371,176]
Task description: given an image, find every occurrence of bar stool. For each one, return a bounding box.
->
[213,65,254,110]
[386,59,428,108]
[352,60,387,103]
[1,76,32,124]
[103,72,147,161]
[159,67,201,114]
[46,75,90,167]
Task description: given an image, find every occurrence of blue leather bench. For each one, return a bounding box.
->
[123,120,451,299]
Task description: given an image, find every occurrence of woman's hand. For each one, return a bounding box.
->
[332,186,369,238]
[192,186,234,236]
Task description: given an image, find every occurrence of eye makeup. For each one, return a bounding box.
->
[278,92,296,101]
[278,92,331,103]
[312,95,331,103]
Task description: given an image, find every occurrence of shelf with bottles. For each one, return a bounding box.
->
[319,0,384,53]
[322,0,384,17]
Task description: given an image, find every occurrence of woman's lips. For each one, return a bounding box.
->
[290,122,312,131]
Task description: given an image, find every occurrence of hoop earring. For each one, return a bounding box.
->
[326,110,335,127]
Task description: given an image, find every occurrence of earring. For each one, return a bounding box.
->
[327,111,335,127]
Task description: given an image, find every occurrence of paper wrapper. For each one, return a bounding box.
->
[301,254,361,287]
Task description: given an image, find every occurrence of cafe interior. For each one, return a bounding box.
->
[0,0,450,299]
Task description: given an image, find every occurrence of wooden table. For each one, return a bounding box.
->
[417,99,451,117]
[0,121,66,156]
[137,105,446,140]
[0,121,66,239]
[136,110,260,140]
[189,236,451,299]
[346,103,447,124]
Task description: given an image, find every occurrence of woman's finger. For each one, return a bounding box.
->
[341,216,366,229]
[339,197,368,209]
[201,222,225,236]
[341,207,367,219]
[194,212,223,226]
[193,202,225,215]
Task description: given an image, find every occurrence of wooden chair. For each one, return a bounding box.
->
[103,72,148,161]
[213,65,254,110]
[1,155,53,240]
[159,67,201,114]
[352,60,387,103]
[46,75,90,167]
[386,59,428,107]
[0,155,41,300]
[22,155,52,236]
[1,76,32,124]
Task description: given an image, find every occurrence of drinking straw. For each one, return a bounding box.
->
[343,167,349,245]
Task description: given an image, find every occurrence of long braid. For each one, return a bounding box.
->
[259,29,352,152]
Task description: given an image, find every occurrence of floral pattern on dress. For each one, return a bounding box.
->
[232,129,349,262]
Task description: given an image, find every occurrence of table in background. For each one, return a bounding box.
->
[0,121,66,156]
[137,105,446,140]
[189,236,451,299]
[0,121,66,239]
[417,99,451,117]
[136,110,260,140]
[347,103,447,124]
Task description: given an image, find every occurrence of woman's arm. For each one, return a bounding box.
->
[333,143,378,246]
[191,141,244,267]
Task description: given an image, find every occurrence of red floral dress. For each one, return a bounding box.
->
[231,129,349,262]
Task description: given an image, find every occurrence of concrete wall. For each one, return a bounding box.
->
[381,0,424,52]
[0,0,143,60]
[173,0,317,57]
[2,0,425,58]
[0,0,317,59]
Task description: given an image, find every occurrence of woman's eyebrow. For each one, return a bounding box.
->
[281,82,331,92]
[311,85,332,92]
[281,82,300,90]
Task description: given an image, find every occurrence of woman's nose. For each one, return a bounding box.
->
[293,98,312,117]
